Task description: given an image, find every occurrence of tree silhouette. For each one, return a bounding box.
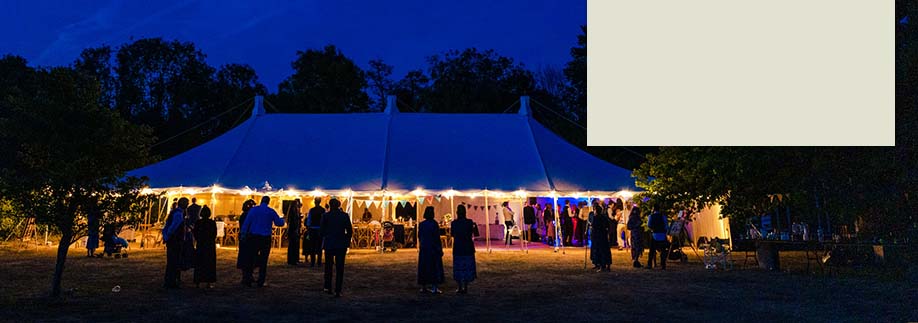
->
[0,62,153,297]
[272,45,370,113]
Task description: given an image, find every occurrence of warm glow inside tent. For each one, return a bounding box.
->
[128,96,730,249]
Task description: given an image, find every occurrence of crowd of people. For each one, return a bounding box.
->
[160,196,479,297]
[162,197,219,288]
[515,197,671,271]
[154,193,672,298]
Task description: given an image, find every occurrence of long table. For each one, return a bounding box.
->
[476,223,505,241]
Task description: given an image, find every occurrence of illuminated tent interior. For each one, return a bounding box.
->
[128,96,730,248]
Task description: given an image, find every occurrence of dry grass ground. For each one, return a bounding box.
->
[0,242,914,323]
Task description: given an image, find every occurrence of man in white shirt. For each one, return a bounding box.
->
[501,202,516,245]
[616,202,630,250]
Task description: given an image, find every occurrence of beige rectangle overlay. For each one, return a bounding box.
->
[587,0,894,146]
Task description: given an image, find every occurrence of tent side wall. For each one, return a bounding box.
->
[689,204,732,244]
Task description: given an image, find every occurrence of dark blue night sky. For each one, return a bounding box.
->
[0,0,586,90]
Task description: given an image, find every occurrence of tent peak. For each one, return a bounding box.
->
[252,95,266,117]
[517,96,531,116]
[384,95,399,114]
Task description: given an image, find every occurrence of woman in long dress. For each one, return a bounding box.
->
[451,205,476,294]
[193,205,217,287]
[86,209,100,257]
[627,206,645,268]
[543,203,555,246]
[236,199,256,271]
[417,206,444,294]
[590,204,613,272]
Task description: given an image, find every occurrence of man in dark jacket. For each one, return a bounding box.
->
[321,198,353,297]
[561,201,573,246]
[162,198,189,288]
[304,197,325,267]
[543,203,555,245]
[523,200,536,242]
[186,198,202,229]
[647,206,669,270]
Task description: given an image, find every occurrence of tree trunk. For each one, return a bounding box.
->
[50,230,73,297]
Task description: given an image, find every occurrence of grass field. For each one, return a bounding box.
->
[0,242,914,322]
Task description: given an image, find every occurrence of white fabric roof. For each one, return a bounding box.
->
[128,97,635,195]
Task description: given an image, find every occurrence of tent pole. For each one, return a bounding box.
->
[160,196,169,223]
[449,195,454,249]
[384,196,392,254]
[142,201,153,248]
[554,194,563,254]
[144,200,151,227]
[520,197,525,253]
[416,196,420,253]
[485,190,491,254]
[380,194,385,254]
[552,195,558,253]
[348,193,354,223]
[585,195,593,269]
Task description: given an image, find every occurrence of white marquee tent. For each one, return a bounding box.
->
[129,96,636,197]
[129,96,730,249]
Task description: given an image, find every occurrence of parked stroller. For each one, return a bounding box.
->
[101,224,129,258]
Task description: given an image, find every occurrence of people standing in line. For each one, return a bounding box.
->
[86,207,100,258]
[286,198,303,266]
[304,197,325,268]
[647,205,670,270]
[163,197,189,289]
[543,203,555,246]
[321,198,352,297]
[561,201,574,246]
[193,205,217,288]
[236,199,256,274]
[451,205,477,294]
[501,201,516,246]
[627,205,645,268]
[239,196,285,287]
[417,206,445,294]
[590,203,612,272]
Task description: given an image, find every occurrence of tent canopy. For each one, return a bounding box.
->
[128,96,636,196]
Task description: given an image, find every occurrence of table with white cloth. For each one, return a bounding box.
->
[475,224,505,241]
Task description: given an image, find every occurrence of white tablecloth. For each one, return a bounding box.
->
[476,224,505,240]
[216,221,226,238]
